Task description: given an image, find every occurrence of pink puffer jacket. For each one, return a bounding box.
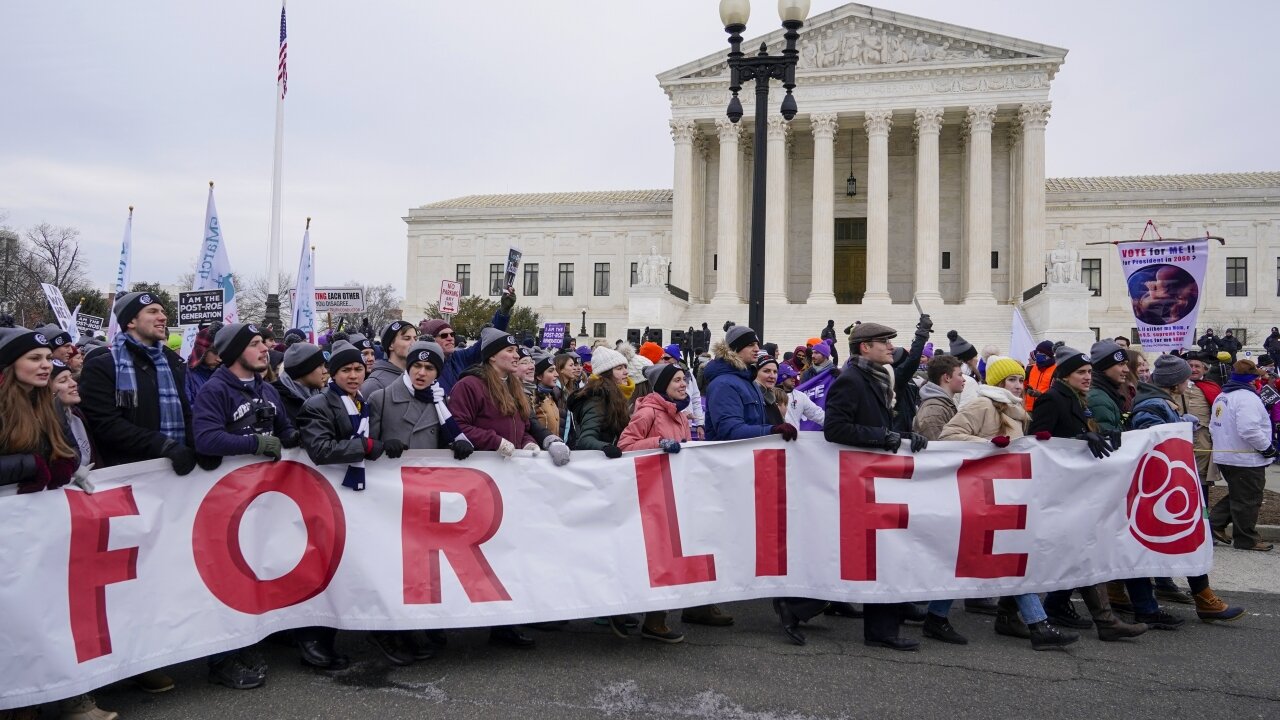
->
[618,392,692,451]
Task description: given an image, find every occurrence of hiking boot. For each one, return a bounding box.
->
[963,598,1000,616]
[132,669,175,693]
[1193,588,1246,622]
[368,631,415,665]
[57,694,118,720]
[1095,618,1148,641]
[1154,583,1194,605]
[1134,609,1185,630]
[1045,601,1093,630]
[1106,581,1133,613]
[208,655,266,690]
[922,613,968,645]
[681,604,733,627]
[994,611,1030,639]
[1028,620,1079,650]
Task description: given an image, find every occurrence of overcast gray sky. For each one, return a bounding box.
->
[3,0,1276,295]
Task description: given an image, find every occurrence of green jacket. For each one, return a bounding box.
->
[1086,374,1128,433]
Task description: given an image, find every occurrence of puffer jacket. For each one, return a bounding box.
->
[940,385,1028,441]
[566,382,628,451]
[1028,379,1093,439]
[618,392,691,451]
[912,382,958,441]
[1209,379,1273,467]
[703,344,773,441]
[1024,362,1054,412]
[1086,373,1128,433]
[1128,383,1183,430]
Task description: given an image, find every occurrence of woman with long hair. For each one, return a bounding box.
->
[530,352,562,436]
[49,360,102,474]
[446,328,539,649]
[0,327,116,720]
[565,346,631,458]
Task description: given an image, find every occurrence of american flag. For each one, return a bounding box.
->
[277,4,288,98]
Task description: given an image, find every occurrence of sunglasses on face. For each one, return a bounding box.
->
[662,356,675,362]
[435,331,455,339]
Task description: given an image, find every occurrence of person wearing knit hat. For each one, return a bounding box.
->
[587,345,627,379]
[283,327,307,346]
[271,342,329,421]
[348,333,377,375]
[1206,357,1276,552]
[1085,340,1131,436]
[662,344,682,363]
[985,357,1025,388]
[638,341,664,365]
[725,326,761,355]
[945,330,984,407]
[1025,339,1058,412]
[112,291,165,332]
[801,341,833,383]
[185,322,223,404]
[361,321,419,397]
[36,323,74,362]
[193,320,299,456]
[209,322,259,368]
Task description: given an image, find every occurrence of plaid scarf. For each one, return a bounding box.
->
[402,374,469,446]
[330,381,369,491]
[113,332,187,446]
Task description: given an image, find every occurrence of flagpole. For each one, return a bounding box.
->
[265,0,288,331]
[107,205,134,341]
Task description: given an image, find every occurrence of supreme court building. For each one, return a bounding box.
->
[404,3,1279,351]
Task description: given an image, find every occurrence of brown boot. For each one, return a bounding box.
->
[1080,583,1148,641]
[1193,588,1246,622]
[680,604,734,627]
[58,694,118,720]
[1105,581,1133,612]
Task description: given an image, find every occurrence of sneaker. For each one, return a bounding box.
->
[1134,609,1185,630]
[640,625,685,644]
[1045,601,1093,629]
[57,694,117,720]
[1193,588,1246,622]
[132,669,175,693]
[208,655,266,690]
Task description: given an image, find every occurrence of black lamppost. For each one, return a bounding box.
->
[579,308,588,337]
[720,0,811,339]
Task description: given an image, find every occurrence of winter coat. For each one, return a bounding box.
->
[1218,334,1242,358]
[939,385,1028,441]
[784,389,825,428]
[360,359,405,398]
[1024,362,1054,412]
[1028,379,1093,439]
[1128,383,1184,429]
[618,392,691,451]
[1197,333,1219,356]
[185,363,216,405]
[61,405,102,469]
[368,377,443,450]
[271,374,318,423]
[801,359,834,384]
[192,367,297,457]
[566,383,628,451]
[440,308,511,394]
[446,369,535,451]
[703,352,773,441]
[532,388,561,437]
[1086,374,1128,433]
[891,327,929,432]
[1194,378,1222,406]
[912,382,958,441]
[824,357,896,449]
[297,390,369,466]
[1210,380,1273,467]
[0,452,36,488]
[78,340,196,467]
[1170,382,1215,482]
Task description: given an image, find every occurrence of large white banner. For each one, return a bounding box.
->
[1118,239,1210,352]
[0,427,1210,708]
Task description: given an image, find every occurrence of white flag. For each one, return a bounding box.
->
[290,227,316,340]
[180,186,239,358]
[1009,306,1035,366]
[106,210,133,340]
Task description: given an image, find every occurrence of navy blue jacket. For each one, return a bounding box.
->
[192,367,298,457]
[439,308,511,395]
[703,357,772,441]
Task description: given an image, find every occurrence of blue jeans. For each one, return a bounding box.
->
[1124,578,1159,614]
[928,595,1046,624]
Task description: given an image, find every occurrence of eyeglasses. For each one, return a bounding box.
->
[435,331,454,339]
[662,356,675,363]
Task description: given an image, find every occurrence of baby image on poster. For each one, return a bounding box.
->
[1127,263,1199,326]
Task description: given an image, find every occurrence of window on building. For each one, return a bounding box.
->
[488,264,504,296]
[713,254,718,271]
[1275,257,1280,296]
[1130,328,1140,346]
[991,251,999,269]
[941,251,951,270]
[594,263,610,296]
[456,264,471,297]
[523,264,539,296]
[593,323,607,338]
[558,263,574,296]
[1081,258,1102,297]
[1226,257,1248,297]
[630,262,638,286]
[1089,327,1101,342]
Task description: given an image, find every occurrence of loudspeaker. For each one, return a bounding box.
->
[646,328,663,344]
[690,330,708,353]
[669,329,686,348]
[626,328,642,346]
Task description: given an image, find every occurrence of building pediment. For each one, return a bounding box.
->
[658,3,1067,87]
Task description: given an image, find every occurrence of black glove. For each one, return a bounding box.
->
[252,434,282,461]
[882,432,903,453]
[451,438,475,461]
[602,444,623,459]
[280,429,301,449]
[162,440,197,476]
[658,439,681,454]
[499,289,517,313]
[915,314,933,336]
[906,432,928,453]
[383,438,407,459]
[843,323,855,335]
[1263,445,1278,459]
[1080,432,1112,459]
[365,439,385,461]
[1106,430,1122,450]
[771,423,798,442]
[195,453,223,472]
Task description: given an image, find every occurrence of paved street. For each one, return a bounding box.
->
[61,546,1280,720]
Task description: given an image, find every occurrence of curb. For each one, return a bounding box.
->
[1258,525,1280,543]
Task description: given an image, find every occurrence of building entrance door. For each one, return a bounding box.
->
[834,218,867,304]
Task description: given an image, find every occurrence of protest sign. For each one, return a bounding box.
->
[40,283,78,341]
[178,289,225,326]
[504,247,523,290]
[75,313,105,337]
[541,322,569,349]
[1117,239,1209,351]
[439,280,463,315]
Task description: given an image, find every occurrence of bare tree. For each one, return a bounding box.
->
[24,223,86,290]
[329,282,401,332]
[237,273,294,329]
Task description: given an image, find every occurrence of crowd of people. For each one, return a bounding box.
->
[1,288,1274,720]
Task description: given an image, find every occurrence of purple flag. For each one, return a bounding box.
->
[794,368,836,431]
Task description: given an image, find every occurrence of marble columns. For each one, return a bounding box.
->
[913,107,944,302]
[764,115,790,302]
[668,119,697,293]
[713,118,743,304]
[807,113,839,304]
[862,110,893,304]
[1018,102,1051,296]
[963,105,997,304]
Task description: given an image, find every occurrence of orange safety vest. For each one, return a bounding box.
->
[1025,363,1055,412]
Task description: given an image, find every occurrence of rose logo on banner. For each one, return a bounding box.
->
[1125,438,1205,554]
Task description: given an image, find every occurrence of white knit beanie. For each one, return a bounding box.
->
[590,346,627,377]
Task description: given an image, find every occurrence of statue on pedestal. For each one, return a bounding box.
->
[1046,239,1081,286]
[637,246,669,288]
